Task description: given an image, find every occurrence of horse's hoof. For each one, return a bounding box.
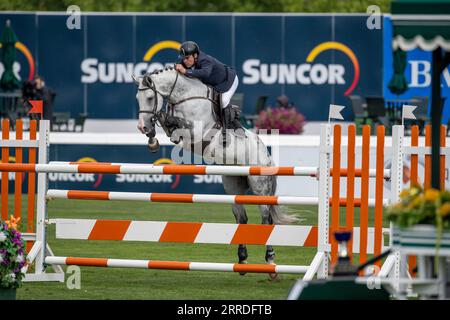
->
[234,128,246,139]
[268,272,279,281]
[238,260,247,276]
[267,259,278,280]
[147,138,160,153]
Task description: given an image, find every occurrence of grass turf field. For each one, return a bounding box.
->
[15,197,384,300]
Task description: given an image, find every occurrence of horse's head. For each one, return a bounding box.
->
[133,73,164,152]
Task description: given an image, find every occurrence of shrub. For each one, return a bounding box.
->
[255,107,306,134]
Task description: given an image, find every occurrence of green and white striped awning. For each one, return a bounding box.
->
[391,0,450,51]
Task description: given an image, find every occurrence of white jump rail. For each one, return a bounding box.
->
[46,189,389,207]
[0,162,391,178]
[45,256,309,274]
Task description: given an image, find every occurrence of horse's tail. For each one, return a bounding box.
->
[270,204,300,225]
[268,176,300,225]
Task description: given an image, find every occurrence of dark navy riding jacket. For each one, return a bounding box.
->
[180,51,236,93]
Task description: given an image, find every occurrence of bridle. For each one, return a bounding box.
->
[137,67,218,130]
[137,69,179,126]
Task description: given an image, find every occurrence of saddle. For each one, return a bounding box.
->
[161,85,241,140]
[208,87,242,131]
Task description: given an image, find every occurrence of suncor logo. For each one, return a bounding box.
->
[80,40,360,96]
[81,40,180,83]
[115,158,178,189]
[48,157,103,188]
[114,158,222,187]
[242,41,360,96]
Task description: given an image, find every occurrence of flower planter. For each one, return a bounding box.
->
[0,288,16,300]
[392,224,450,256]
[0,218,28,293]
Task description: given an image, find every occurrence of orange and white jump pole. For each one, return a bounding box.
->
[46,189,389,207]
[45,256,309,274]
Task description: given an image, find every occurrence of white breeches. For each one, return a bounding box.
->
[220,75,239,108]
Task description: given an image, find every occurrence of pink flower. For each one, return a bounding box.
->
[255,107,306,134]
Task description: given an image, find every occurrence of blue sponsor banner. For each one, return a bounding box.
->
[383,16,450,123]
[0,13,383,121]
[48,144,225,194]
[37,14,86,118]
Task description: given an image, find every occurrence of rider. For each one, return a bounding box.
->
[175,41,242,132]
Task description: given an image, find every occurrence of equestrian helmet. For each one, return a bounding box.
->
[179,41,199,58]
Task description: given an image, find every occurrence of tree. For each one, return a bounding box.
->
[0,0,392,13]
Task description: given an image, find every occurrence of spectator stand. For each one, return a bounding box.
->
[52,112,88,132]
[348,95,431,136]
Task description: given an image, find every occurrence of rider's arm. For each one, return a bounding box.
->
[179,59,188,69]
[185,59,213,80]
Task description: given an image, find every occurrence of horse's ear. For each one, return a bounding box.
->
[131,74,140,86]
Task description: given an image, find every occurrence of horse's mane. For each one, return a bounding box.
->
[147,65,175,76]
[145,65,204,87]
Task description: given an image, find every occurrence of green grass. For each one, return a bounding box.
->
[12,197,385,300]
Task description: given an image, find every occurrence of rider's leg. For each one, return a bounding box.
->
[220,76,242,130]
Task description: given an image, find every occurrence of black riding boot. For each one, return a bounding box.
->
[222,105,243,130]
[221,105,244,145]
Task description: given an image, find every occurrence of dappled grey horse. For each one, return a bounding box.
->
[132,67,298,274]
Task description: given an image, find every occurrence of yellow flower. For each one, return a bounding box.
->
[5,215,21,230]
[400,190,409,198]
[410,185,423,197]
[407,195,423,209]
[395,203,403,209]
[424,189,440,202]
[439,203,450,217]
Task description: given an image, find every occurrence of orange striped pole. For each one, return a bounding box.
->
[49,188,373,207]
[1,119,10,220]
[331,125,341,265]
[45,256,308,274]
[359,125,370,265]
[0,162,390,178]
[374,126,385,268]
